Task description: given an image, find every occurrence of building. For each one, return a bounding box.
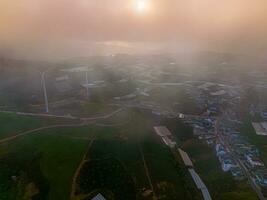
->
[216,143,226,157]
[161,136,177,148]
[253,170,267,187]
[210,90,227,96]
[261,111,267,119]
[230,166,244,179]
[91,193,106,200]
[252,122,267,136]
[154,126,177,148]
[178,148,194,167]
[221,158,236,172]
[217,153,236,172]
[188,169,212,200]
[246,155,264,168]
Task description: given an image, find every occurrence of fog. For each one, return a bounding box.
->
[1,0,267,59]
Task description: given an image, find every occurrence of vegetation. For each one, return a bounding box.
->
[87,139,149,190]
[0,113,59,139]
[0,108,258,200]
[142,135,193,199]
[0,133,88,200]
[76,158,136,200]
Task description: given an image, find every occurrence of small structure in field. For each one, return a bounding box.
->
[154,126,177,148]
[91,193,106,200]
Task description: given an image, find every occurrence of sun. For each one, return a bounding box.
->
[135,0,149,13]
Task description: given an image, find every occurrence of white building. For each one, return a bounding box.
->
[92,193,106,200]
[246,155,264,167]
[222,159,236,172]
[154,126,177,148]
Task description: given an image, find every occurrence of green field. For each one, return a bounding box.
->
[0,132,89,200]
[0,109,257,200]
[0,112,74,139]
[76,157,136,200]
[53,102,119,118]
[87,139,149,191]
[0,110,195,200]
[142,135,192,200]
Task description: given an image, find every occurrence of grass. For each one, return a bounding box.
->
[58,102,119,118]
[74,110,195,199]
[0,112,72,139]
[76,158,136,200]
[80,102,118,117]
[0,132,89,200]
[1,109,257,200]
[142,135,190,199]
[88,139,149,191]
[0,111,148,200]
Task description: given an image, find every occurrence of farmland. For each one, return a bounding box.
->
[0,133,88,200]
[0,109,196,200]
[76,158,136,200]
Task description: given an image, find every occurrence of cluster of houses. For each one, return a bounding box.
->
[225,132,267,187]
[190,116,267,185]
[189,118,243,179]
[215,143,244,178]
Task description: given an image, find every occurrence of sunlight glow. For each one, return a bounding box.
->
[135,0,149,13]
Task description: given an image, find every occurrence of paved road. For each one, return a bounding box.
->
[0,110,78,119]
[0,108,124,121]
[0,108,124,145]
[139,143,157,200]
[0,123,87,144]
[70,136,96,200]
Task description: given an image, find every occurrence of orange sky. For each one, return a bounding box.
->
[1,0,267,57]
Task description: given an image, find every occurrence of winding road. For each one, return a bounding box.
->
[0,108,124,145]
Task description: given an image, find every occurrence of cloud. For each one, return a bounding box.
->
[0,0,267,55]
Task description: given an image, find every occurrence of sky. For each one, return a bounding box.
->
[1,0,267,58]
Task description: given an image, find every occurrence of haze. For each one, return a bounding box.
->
[1,0,267,59]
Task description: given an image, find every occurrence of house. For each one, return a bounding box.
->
[230,166,244,178]
[261,111,267,119]
[218,154,236,172]
[216,144,226,157]
[178,113,185,119]
[253,170,267,186]
[92,193,106,200]
[207,105,220,115]
[246,155,264,168]
[221,158,236,172]
[210,90,227,96]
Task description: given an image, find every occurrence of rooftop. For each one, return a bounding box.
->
[178,148,194,167]
[154,126,172,137]
[92,193,106,200]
